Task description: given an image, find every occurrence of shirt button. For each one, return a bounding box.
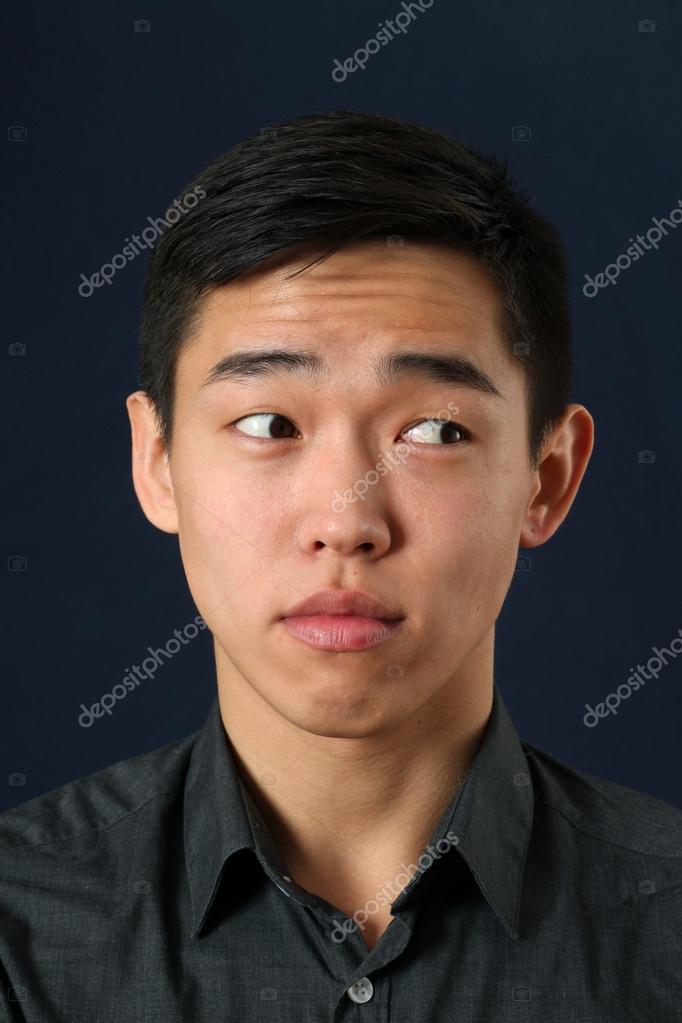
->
[347,977,374,1004]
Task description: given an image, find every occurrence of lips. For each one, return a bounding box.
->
[279,588,405,652]
[281,615,403,652]
[280,588,404,621]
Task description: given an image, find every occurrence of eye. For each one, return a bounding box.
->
[231,413,299,439]
[401,418,470,445]
[229,413,470,445]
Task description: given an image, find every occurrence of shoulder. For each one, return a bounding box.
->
[0,727,200,853]
[522,740,682,859]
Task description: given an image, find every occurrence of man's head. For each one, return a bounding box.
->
[127,111,593,737]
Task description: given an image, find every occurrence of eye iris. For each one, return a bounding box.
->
[439,421,462,443]
[268,414,292,438]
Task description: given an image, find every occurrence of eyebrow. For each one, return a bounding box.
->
[200,347,504,399]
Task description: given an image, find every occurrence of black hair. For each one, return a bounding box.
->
[138,110,572,470]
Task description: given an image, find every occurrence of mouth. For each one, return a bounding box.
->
[279,614,404,652]
[279,588,405,652]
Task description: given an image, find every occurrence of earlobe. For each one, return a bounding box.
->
[519,513,547,549]
[126,391,179,535]
[519,518,556,549]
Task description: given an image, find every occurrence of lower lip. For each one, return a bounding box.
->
[280,614,404,651]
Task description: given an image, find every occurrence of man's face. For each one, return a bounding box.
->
[146,240,538,736]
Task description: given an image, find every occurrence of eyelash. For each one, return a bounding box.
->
[227,413,472,446]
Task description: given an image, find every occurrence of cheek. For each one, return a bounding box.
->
[175,472,284,601]
[462,486,521,613]
[421,476,519,597]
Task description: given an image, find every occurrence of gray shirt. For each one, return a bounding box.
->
[1,683,680,1021]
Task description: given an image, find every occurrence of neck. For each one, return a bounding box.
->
[214,640,494,899]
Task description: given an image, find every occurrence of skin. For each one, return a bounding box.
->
[127,238,594,951]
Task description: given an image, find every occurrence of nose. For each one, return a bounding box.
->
[294,453,394,560]
[296,507,393,559]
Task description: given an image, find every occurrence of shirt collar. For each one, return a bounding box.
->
[183,694,256,939]
[441,683,534,939]
[184,683,533,940]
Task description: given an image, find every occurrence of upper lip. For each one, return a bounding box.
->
[281,589,404,621]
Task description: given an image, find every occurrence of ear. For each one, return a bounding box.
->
[519,403,595,548]
[125,391,179,534]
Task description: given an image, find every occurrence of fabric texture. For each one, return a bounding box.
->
[0,683,680,1021]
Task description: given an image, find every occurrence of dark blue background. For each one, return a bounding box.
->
[3,0,681,811]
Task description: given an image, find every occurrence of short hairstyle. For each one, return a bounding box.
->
[138,110,572,470]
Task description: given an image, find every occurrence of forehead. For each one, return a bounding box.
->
[177,239,514,388]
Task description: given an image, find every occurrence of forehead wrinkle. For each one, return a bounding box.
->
[244,306,495,351]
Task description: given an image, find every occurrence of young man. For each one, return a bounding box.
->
[1,111,680,1021]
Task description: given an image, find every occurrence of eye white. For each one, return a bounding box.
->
[233,413,286,438]
[404,419,465,445]
[232,414,465,444]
